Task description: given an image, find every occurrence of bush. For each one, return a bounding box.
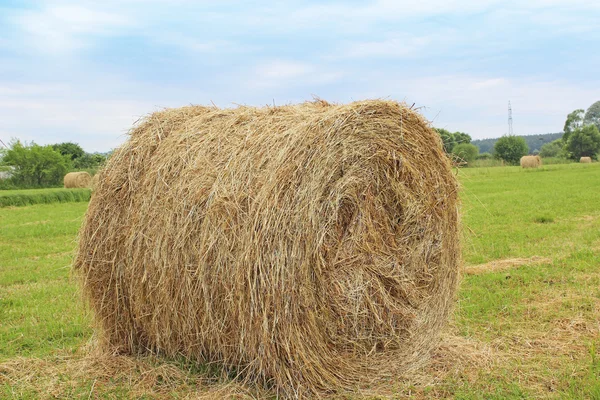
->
[0,180,17,190]
[494,136,529,165]
[451,143,479,164]
[541,157,573,165]
[477,152,492,160]
[469,158,505,168]
[539,140,564,158]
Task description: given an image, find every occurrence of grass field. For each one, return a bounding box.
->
[1,163,599,398]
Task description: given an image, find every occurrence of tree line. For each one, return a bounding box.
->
[438,100,600,165]
[0,141,108,189]
[472,133,563,155]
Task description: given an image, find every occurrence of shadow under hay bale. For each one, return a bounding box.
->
[74,99,460,397]
[64,171,92,188]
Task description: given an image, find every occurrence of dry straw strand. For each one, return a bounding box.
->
[64,171,92,188]
[74,99,460,397]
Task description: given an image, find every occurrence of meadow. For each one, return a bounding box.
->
[1,163,599,399]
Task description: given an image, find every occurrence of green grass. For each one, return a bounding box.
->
[1,163,599,399]
[0,203,90,360]
[468,156,575,168]
[0,188,91,207]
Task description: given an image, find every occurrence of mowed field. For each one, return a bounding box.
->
[1,163,599,399]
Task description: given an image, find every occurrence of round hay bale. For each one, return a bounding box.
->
[520,155,541,168]
[64,171,92,188]
[580,156,592,163]
[74,100,460,396]
[90,174,100,190]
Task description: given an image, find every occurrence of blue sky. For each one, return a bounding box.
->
[0,0,598,152]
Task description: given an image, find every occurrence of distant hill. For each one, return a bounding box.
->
[472,133,563,154]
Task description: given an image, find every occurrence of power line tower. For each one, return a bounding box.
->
[508,101,514,136]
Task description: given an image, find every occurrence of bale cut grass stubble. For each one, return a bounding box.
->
[64,171,92,188]
[74,100,460,397]
[520,155,542,168]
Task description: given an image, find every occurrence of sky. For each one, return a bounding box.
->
[0,0,598,152]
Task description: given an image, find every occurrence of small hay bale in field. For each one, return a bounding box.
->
[74,100,460,397]
[90,174,100,190]
[64,171,92,188]
[580,156,592,163]
[520,155,541,168]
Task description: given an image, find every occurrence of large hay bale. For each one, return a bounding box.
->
[64,171,91,188]
[580,156,592,163]
[74,100,460,396]
[520,155,541,168]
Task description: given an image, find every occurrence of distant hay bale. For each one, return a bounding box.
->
[64,171,91,188]
[580,156,592,163]
[520,155,541,168]
[74,100,460,397]
[90,174,100,190]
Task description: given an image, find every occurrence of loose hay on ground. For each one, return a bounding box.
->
[463,256,552,275]
[74,99,460,397]
[0,336,497,400]
[0,352,259,399]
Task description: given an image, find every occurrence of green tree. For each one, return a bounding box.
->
[563,109,584,142]
[539,139,564,158]
[565,125,600,160]
[584,101,600,130]
[451,143,479,164]
[493,135,529,165]
[453,132,472,145]
[435,128,456,153]
[73,153,107,169]
[2,141,71,187]
[52,142,85,161]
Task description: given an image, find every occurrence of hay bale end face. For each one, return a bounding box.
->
[64,171,92,188]
[74,100,460,396]
[520,155,541,168]
[580,156,592,163]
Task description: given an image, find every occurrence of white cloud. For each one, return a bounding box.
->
[341,36,434,59]
[0,96,152,150]
[0,83,67,96]
[249,60,344,89]
[470,78,508,90]
[257,60,313,80]
[12,5,132,52]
